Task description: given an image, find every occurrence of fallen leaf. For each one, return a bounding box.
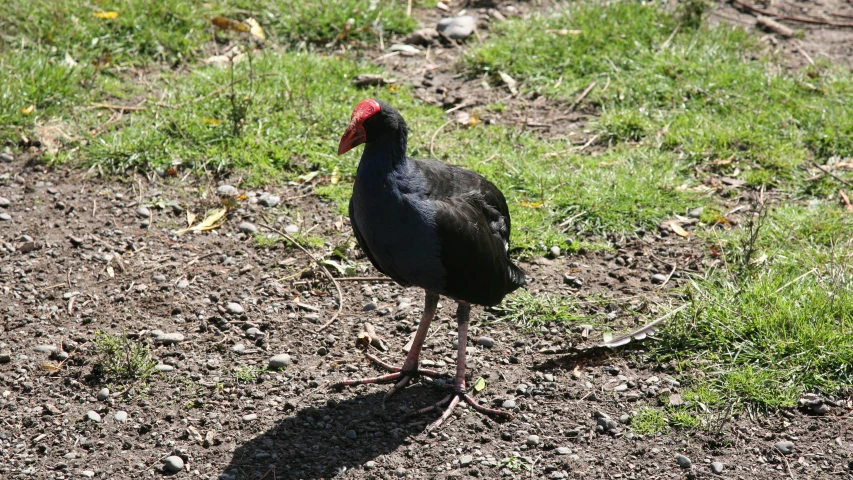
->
[211,16,249,33]
[106,265,115,278]
[94,11,119,19]
[186,210,197,228]
[669,221,692,238]
[245,18,265,40]
[520,200,543,208]
[498,71,518,95]
[174,207,227,235]
[20,105,35,115]
[473,377,486,392]
[298,171,320,182]
[602,330,613,344]
[203,117,220,125]
[41,362,59,371]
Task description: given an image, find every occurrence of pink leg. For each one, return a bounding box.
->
[336,291,443,398]
[420,302,514,431]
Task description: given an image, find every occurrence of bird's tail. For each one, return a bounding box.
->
[508,263,527,291]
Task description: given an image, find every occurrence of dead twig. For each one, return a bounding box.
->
[335,276,392,282]
[840,190,853,212]
[772,268,816,295]
[812,161,852,186]
[756,16,794,36]
[659,263,677,288]
[89,103,148,112]
[429,120,454,157]
[259,222,343,332]
[730,0,853,27]
[568,81,597,111]
[792,40,815,66]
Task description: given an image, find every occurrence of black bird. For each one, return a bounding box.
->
[337,99,526,429]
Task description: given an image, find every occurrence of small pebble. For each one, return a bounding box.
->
[460,455,473,467]
[476,336,495,348]
[155,333,185,345]
[226,302,245,314]
[96,388,110,401]
[217,185,238,196]
[346,430,357,440]
[163,455,184,473]
[259,194,281,207]
[675,454,691,468]
[437,15,476,40]
[114,411,128,423]
[0,197,9,207]
[364,460,376,469]
[526,434,540,446]
[556,447,571,455]
[549,246,561,258]
[238,222,257,234]
[269,354,292,369]
[651,273,668,284]
[81,470,95,478]
[710,462,724,474]
[285,224,299,234]
[0,213,11,221]
[242,413,258,422]
[85,410,102,422]
[774,440,794,455]
[34,345,57,353]
[155,364,175,372]
[136,206,151,218]
[502,398,517,409]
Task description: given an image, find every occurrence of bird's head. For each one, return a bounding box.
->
[337,99,406,155]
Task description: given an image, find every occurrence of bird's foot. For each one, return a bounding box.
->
[418,389,514,432]
[334,352,444,399]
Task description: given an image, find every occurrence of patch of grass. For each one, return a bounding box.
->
[658,201,853,408]
[467,2,853,192]
[500,455,532,473]
[92,331,157,385]
[233,365,267,384]
[631,408,669,435]
[490,289,583,327]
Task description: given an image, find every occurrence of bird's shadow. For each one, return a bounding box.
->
[220,386,441,480]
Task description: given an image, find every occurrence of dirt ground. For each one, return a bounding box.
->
[2,1,853,479]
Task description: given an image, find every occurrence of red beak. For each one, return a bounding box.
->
[337,122,367,155]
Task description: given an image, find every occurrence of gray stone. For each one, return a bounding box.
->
[613,384,628,392]
[460,455,473,467]
[81,470,95,478]
[544,373,555,382]
[217,185,238,196]
[163,455,184,473]
[34,345,57,353]
[364,460,376,469]
[153,274,167,283]
[155,333,184,345]
[0,212,11,221]
[245,327,262,338]
[437,15,476,40]
[710,462,724,474]
[225,302,244,314]
[476,336,495,348]
[774,440,794,455]
[526,434,540,446]
[242,413,258,422]
[175,279,189,289]
[0,352,11,363]
[114,411,128,423]
[346,429,357,440]
[675,454,691,468]
[556,447,571,455]
[238,222,257,234]
[85,410,102,422]
[362,302,377,311]
[688,207,704,218]
[651,273,668,284]
[285,224,299,234]
[549,246,561,258]
[269,354,292,369]
[155,364,175,372]
[96,388,110,401]
[63,291,81,299]
[0,197,9,208]
[502,398,517,409]
[231,343,246,353]
[136,206,151,218]
[259,194,281,207]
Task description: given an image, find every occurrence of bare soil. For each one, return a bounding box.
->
[2,1,853,479]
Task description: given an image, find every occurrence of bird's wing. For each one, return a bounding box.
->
[349,197,389,278]
[432,192,525,306]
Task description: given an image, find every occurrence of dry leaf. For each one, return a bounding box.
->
[669,221,692,237]
[520,200,543,208]
[106,265,115,278]
[211,16,249,32]
[498,71,518,94]
[245,18,265,41]
[20,105,35,115]
[94,11,119,19]
[41,362,59,371]
[473,377,486,392]
[186,210,197,227]
[174,207,227,235]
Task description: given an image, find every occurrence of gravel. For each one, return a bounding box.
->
[163,456,184,473]
[437,15,476,40]
[774,441,794,455]
[269,354,292,369]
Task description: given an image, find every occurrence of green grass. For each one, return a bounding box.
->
[657,202,853,408]
[92,331,157,385]
[490,289,584,327]
[467,2,853,193]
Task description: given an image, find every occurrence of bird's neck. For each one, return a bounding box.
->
[361,130,408,173]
